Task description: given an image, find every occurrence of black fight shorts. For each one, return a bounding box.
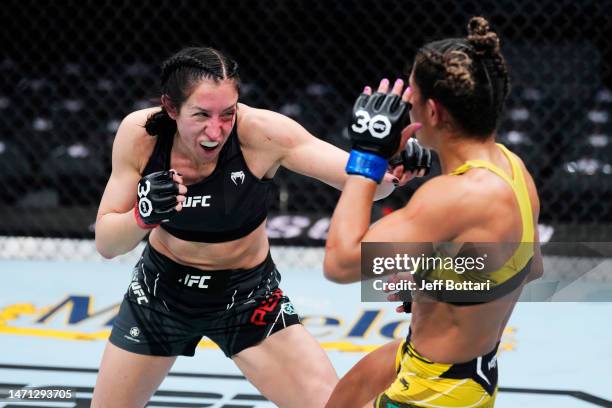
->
[109,243,301,358]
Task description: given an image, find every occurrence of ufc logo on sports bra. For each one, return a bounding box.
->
[182,195,211,208]
[183,274,212,288]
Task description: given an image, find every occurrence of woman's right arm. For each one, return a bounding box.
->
[95,111,155,259]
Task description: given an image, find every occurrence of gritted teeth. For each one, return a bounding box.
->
[199,141,219,148]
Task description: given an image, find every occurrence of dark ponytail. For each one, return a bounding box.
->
[144,109,177,138]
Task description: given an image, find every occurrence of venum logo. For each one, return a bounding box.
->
[488,355,498,370]
[182,195,211,208]
[231,171,245,185]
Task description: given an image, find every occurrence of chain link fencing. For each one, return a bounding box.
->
[0,1,611,269]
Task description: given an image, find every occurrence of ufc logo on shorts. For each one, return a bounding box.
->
[130,281,149,304]
[183,195,211,208]
[183,274,212,288]
[351,110,391,139]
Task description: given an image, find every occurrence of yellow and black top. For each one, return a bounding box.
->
[413,144,535,305]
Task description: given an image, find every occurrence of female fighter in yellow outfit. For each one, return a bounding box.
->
[323,17,543,407]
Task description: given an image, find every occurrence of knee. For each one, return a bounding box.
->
[311,371,339,403]
[90,393,111,408]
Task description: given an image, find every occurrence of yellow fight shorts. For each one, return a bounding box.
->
[374,337,499,408]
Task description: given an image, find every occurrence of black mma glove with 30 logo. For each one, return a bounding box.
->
[134,170,179,229]
[399,291,413,314]
[346,92,410,183]
[388,138,432,176]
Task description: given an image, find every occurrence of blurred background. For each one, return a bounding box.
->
[0,0,611,253]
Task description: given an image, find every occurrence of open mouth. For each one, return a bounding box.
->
[199,141,219,152]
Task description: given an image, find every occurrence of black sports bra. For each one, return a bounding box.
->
[142,123,275,243]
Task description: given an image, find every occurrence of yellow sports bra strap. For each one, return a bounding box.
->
[496,144,520,183]
[449,144,534,242]
[451,159,514,185]
[497,144,535,242]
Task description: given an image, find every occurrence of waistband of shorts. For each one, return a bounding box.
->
[402,328,499,396]
[144,242,275,281]
[137,243,278,313]
[405,328,500,371]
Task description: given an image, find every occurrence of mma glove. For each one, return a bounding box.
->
[134,170,180,229]
[388,138,432,176]
[398,288,413,314]
[346,92,410,183]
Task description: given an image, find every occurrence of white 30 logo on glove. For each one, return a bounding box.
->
[137,180,153,217]
[351,110,391,139]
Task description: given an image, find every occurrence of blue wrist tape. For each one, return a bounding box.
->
[345,150,388,183]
